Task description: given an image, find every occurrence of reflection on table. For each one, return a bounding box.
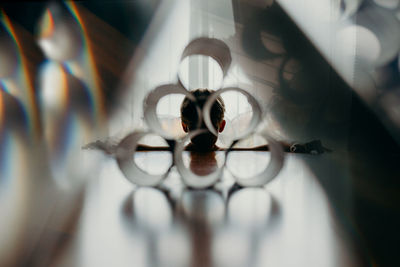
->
[52,151,362,267]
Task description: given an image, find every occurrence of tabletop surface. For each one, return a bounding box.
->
[50,150,363,267]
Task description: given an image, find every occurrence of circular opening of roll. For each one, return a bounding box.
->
[219,91,254,146]
[226,135,270,180]
[226,131,284,187]
[203,88,262,145]
[134,134,173,176]
[174,129,225,189]
[116,132,172,186]
[144,84,201,140]
[155,93,187,139]
[178,55,224,90]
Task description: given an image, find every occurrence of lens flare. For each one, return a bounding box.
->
[37,3,106,129]
[39,9,55,39]
[0,83,28,131]
[64,2,106,127]
[0,10,39,138]
[38,10,83,61]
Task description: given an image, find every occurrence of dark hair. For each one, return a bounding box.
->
[180,89,225,150]
[180,88,225,130]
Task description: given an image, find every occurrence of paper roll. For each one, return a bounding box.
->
[203,87,262,141]
[143,84,201,140]
[37,9,84,62]
[178,37,232,89]
[174,129,225,189]
[116,131,172,186]
[226,131,284,187]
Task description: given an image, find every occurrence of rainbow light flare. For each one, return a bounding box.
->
[62,62,95,118]
[39,9,55,39]
[0,81,28,131]
[0,10,40,139]
[64,2,106,128]
[37,6,94,120]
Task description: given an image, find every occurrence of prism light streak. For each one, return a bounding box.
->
[0,81,29,130]
[65,2,106,127]
[39,9,55,39]
[0,10,40,138]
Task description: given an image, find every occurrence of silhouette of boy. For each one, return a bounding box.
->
[180,89,226,151]
[180,88,329,153]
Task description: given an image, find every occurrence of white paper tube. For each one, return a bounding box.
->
[116,131,172,186]
[178,37,232,89]
[174,129,225,189]
[143,84,201,140]
[226,131,284,187]
[203,87,262,141]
